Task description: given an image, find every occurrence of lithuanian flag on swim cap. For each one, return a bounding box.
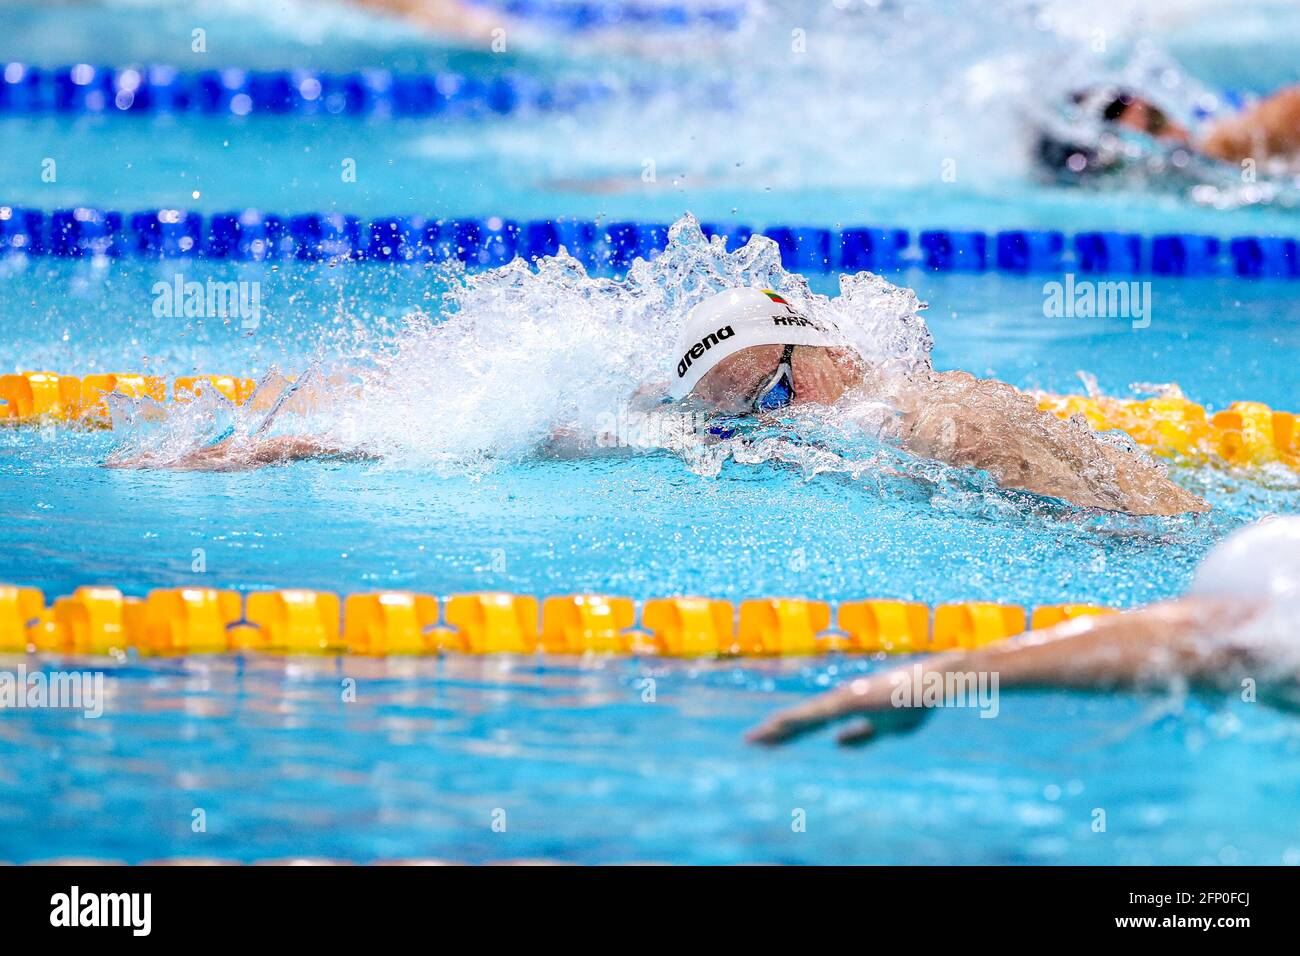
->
[761,290,789,305]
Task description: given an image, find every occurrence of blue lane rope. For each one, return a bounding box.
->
[0,205,1295,278]
[1,62,1254,124]
[0,62,616,117]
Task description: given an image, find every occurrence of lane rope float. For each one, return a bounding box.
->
[1,204,1296,278]
[0,62,617,118]
[0,585,1113,658]
[1,61,1254,120]
[2,371,1295,470]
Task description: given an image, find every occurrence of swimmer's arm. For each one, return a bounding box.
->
[542,174,726,195]
[747,597,1256,746]
[898,371,1208,515]
[541,427,619,458]
[109,436,372,472]
[343,0,505,42]
[1201,86,1300,163]
[542,386,672,457]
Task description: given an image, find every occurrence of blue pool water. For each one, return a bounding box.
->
[1,0,1298,864]
[4,657,1299,865]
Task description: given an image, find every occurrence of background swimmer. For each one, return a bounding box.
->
[749,517,1300,747]
[1082,86,1300,165]
[1038,84,1300,179]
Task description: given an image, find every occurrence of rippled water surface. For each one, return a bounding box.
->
[3,654,1298,865]
[2,0,1299,865]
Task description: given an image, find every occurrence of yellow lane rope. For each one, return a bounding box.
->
[2,370,1296,468]
[1,586,1113,658]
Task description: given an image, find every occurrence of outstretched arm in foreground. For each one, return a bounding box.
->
[747,597,1263,747]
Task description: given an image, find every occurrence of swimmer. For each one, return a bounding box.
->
[1038,85,1300,177]
[668,288,1207,516]
[748,516,1300,747]
[112,287,1209,518]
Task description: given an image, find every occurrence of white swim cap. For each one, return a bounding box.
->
[1188,516,1300,605]
[668,288,844,400]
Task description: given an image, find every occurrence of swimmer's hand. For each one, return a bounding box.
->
[746,670,933,747]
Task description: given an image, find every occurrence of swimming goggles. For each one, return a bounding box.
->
[751,344,796,412]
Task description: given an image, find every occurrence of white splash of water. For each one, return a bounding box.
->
[110,214,935,473]
[323,215,929,468]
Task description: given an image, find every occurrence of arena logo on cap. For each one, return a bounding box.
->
[676,324,736,378]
